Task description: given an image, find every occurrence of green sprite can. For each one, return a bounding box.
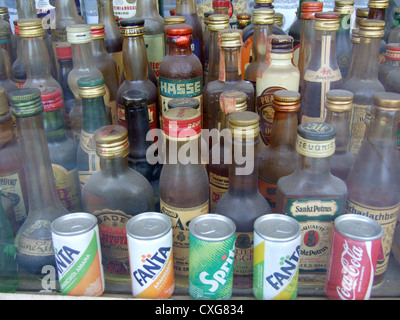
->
[189,214,236,300]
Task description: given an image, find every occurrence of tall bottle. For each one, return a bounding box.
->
[345,92,400,285]
[379,43,400,90]
[342,19,385,156]
[11,20,26,88]
[300,12,342,123]
[82,124,154,281]
[159,107,209,288]
[258,90,300,212]
[9,88,69,275]
[256,35,300,146]
[215,111,271,290]
[56,45,75,119]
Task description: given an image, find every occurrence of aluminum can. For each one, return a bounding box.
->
[189,214,236,300]
[126,212,175,298]
[325,214,384,300]
[51,212,105,296]
[253,214,301,300]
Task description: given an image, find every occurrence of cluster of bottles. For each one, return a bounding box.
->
[0,0,400,298]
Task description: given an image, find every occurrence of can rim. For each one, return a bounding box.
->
[334,214,384,241]
[189,214,236,242]
[254,214,301,242]
[126,212,172,240]
[51,212,97,236]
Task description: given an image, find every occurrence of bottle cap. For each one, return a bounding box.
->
[237,12,251,20]
[372,92,400,110]
[314,12,340,31]
[166,23,193,36]
[67,24,93,44]
[334,0,355,14]
[8,88,43,117]
[255,0,274,4]
[41,88,64,112]
[325,89,354,112]
[368,0,389,9]
[207,14,230,31]
[213,0,230,7]
[163,107,202,141]
[168,98,200,110]
[219,90,247,114]
[385,43,400,61]
[356,7,369,18]
[122,90,148,109]
[273,90,301,112]
[274,13,283,26]
[358,19,385,38]
[0,87,9,116]
[296,122,336,158]
[228,111,260,139]
[94,125,130,159]
[78,76,106,98]
[270,35,294,52]
[120,18,146,37]
[90,23,106,40]
[56,44,72,60]
[18,18,45,38]
[252,8,275,25]
[351,28,360,44]
[301,1,324,19]
[164,16,186,26]
[219,29,243,48]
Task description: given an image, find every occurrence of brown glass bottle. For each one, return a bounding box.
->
[164,15,186,58]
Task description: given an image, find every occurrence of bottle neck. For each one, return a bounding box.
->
[252,24,273,63]
[23,36,53,77]
[164,136,203,165]
[55,0,82,29]
[270,52,294,64]
[17,0,37,19]
[71,42,96,70]
[126,105,152,160]
[167,36,192,55]
[269,111,298,148]
[43,108,68,141]
[220,47,242,82]
[368,8,386,21]
[100,156,130,176]
[92,38,108,55]
[136,0,160,17]
[297,154,332,178]
[366,107,400,148]
[207,30,222,80]
[311,29,338,68]
[352,36,381,80]
[82,95,108,132]
[123,36,149,80]
[176,0,197,15]
[98,0,116,24]
[325,109,351,153]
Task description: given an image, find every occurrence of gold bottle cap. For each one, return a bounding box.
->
[67,24,93,44]
[314,12,340,31]
[368,0,389,9]
[351,28,360,44]
[273,90,301,112]
[78,76,107,98]
[372,92,400,111]
[18,18,45,37]
[0,86,9,116]
[356,7,370,18]
[220,90,248,114]
[164,15,186,26]
[325,89,354,112]
[208,14,230,31]
[252,8,275,25]
[94,125,130,159]
[228,111,260,139]
[120,18,146,37]
[255,0,274,4]
[0,7,8,14]
[237,12,251,20]
[219,29,243,48]
[358,19,385,38]
[274,13,284,26]
[90,23,106,40]
[334,0,355,14]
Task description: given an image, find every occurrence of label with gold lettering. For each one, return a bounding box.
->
[0,171,27,223]
[78,130,100,187]
[52,164,82,212]
[209,171,229,213]
[160,199,209,276]
[349,103,369,157]
[234,232,254,276]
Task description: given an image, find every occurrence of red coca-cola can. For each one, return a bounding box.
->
[325,214,383,300]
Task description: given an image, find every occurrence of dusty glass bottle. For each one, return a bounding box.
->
[204,30,255,131]
[276,122,347,285]
[258,90,300,212]
[42,88,82,213]
[56,45,75,119]
[159,107,209,288]
[164,15,186,57]
[256,35,300,146]
[82,124,154,281]
[215,111,271,290]
[9,88,69,275]
[300,12,342,123]
[379,43,400,89]
[11,20,26,88]
[345,92,400,285]
[324,89,354,182]
[342,19,385,156]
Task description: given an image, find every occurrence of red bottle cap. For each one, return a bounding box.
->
[41,88,64,112]
[301,1,323,19]
[166,23,193,36]
[163,107,202,140]
[56,44,72,60]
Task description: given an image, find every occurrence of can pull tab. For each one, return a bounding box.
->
[274,222,294,235]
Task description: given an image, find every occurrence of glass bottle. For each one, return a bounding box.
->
[300,12,342,124]
[11,20,26,88]
[164,15,186,57]
[9,88,70,275]
[368,0,389,55]
[212,0,229,16]
[214,111,271,290]
[208,90,248,212]
[112,0,137,20]
[16,0,37,19]
[379,43,400,90]
[82,124,154,281]
[256,35,300,146]
[41,88,82,213]
[0,8,14,65]
[0,87,28,229]
[345,28,360,81]
[0,48,17,95]
[345,92,400,285]
[276,122,347,285]
[203,30,255,132]
[382,45,400,94]
[77,76,110,188]
[243,8,274,90]
[159,107,209,289]
[258,90,300,212]
[176,0,204,65]
[117,19,159,131]
[160,24,203,120]
[324,89,354,182]
[56,45,75,120]
[342,19,385,156]
[135,0,165,81]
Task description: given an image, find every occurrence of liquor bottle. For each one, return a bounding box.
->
[324,89,354,182]
[41,88,82,213]
[215,111,271,290]
[117,19,159,131]
[159,107,209,288]
[379,43,400,90]
[176,0,204,65]
[160,24,203,119]
[11,20,26,88]
[0,87,28,229]
[276,122,347,284]
[90,23,119,124]
[237,12,251,30]
[77,76,110,188]
[56,45,75,119]
[203,30,254,132]
[0,48,17,95]
[243,8,274,89]
[345,28,360,81]
[256,35,300,146]
[368,0,389,55]
[258,90,300,211]
[0,8,14,64]
[345,92,400,285]
[9,88,69,275]
[208,90,248,212]
[342,19,385,156]
[164,15,186,57]
[82,124,154,280]
[300,12,342,124]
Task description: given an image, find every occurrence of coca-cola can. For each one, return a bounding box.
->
[325,214,383,300]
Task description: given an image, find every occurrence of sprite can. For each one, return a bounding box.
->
[189,214,236,300]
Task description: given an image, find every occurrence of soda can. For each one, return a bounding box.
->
[253,214,301,300]
[51,212,105,296]
[126,212,175,298]
[325,214,384,300]
[189,214,236,300]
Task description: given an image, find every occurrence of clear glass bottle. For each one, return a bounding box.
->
[379,43,400,90]
[82,124,154,281]
[276,122,347,285]
[16,0,37,19]
[342,19,385,156]
[300,12,342,123]
[258,90,300,212]
[345,92,400,285]
[256,35,300,146]
[11,20,26,88]
[214,111,271,291]
[345,28,360,81]
[9,88,69,275]
[324,89,354,182]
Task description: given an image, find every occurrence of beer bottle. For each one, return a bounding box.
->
[164,15,186,58]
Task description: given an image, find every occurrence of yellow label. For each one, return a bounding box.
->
[209,171,229,212]
[52,164,82,212]
[349,103,369,157]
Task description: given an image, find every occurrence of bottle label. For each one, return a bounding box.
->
[117,102,157,130]
[345,199,400,277]
[258,178,277,210]
[17,219,53,256]
[160,199,209,276]
[209,171,229,212]
[241,35,253,78]
[113,0,137,20]
[52,164,82,212]
[78,130,100,187]
[286,198,342,272]
[0,171,27,223]
[349,103,369,157]
[234,232,254,276]
[144,33,165,80]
